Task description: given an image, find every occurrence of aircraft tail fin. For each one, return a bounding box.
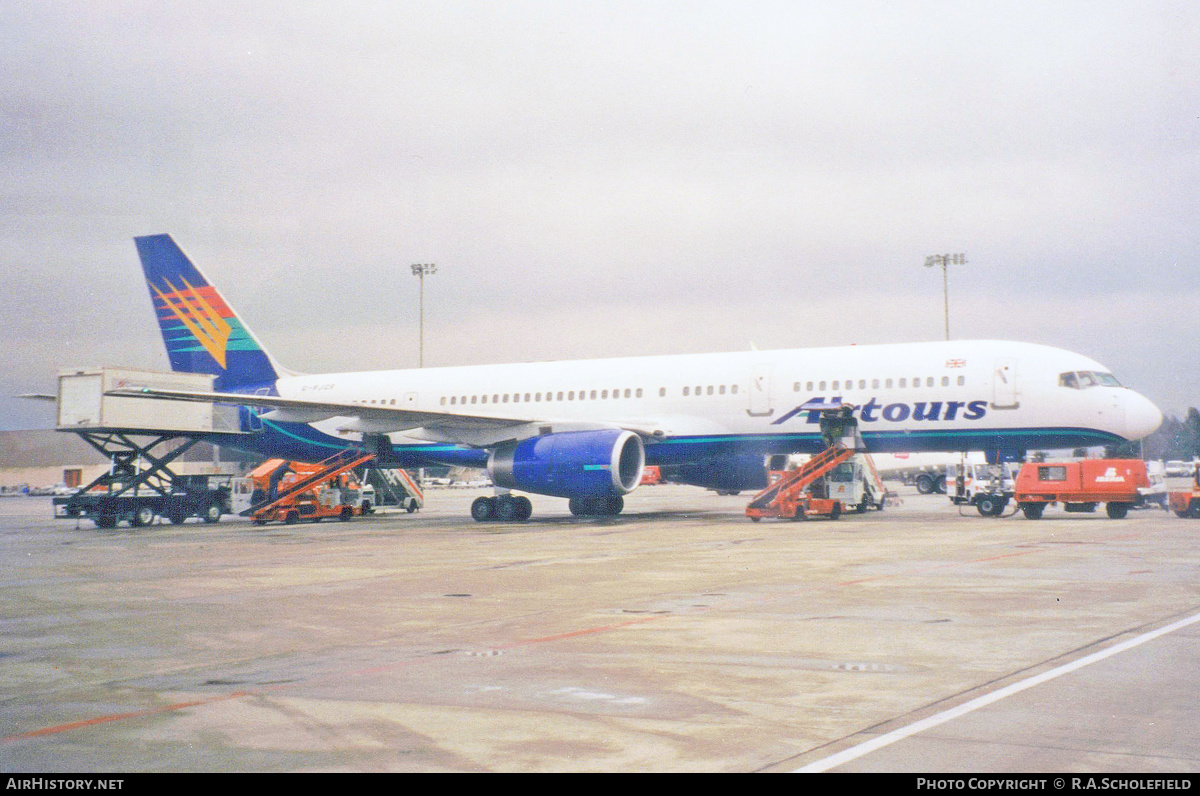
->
[134,234,286,391]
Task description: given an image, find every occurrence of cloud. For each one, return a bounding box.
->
[1,1,1198,429]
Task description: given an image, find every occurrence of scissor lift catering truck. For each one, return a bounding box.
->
[50,368,241,528]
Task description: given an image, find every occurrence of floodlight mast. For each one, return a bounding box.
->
[924,253,966,341]
[411,263,437,367]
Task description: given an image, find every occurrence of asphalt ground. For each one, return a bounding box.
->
[1,482,1198,773]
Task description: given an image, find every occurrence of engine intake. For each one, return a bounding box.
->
[490,429,645,499]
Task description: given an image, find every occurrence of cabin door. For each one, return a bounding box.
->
[748,365,774,417]
[992,358,1019,409]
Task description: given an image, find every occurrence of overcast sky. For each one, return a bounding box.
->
[2,1,1197,430]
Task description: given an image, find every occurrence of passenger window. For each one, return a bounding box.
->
[899,378,906,388]
[941,376,949,387]
[731,384,739,394]
[683,387,690,396]
[957,376,965,386]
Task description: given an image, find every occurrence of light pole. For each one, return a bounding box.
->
[411,263,437,367]
[924,253,966,341]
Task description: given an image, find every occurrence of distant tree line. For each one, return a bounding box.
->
[1106,408,1200,460]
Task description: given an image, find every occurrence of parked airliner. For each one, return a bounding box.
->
[124,234,1162,521]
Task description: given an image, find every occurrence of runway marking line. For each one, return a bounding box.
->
[793,609,1200,772]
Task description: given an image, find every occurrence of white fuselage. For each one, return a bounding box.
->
[275,339,1161,460]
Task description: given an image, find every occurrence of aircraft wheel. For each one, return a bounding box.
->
[515,495,533,520]
[471,496,496,522]
[496,496,521,522]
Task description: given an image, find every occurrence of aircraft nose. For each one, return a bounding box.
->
[1124,392,1163,441]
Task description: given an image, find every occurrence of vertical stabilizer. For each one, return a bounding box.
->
[134,234,282,391]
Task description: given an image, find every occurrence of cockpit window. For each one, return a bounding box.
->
[1058,370,1123,389]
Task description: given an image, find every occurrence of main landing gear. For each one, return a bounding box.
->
[568,496,624,517]
[469,494,627,521]
[471,494,533,522]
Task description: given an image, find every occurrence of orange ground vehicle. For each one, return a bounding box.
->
[1014,459,1151,519]
[1167,462,1200,518]
[745,444,884,521]
[233,450,376,525]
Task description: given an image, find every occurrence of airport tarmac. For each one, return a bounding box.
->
[1,483,1199,773]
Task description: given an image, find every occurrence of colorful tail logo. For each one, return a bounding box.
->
[135,234,280,390]
[150,276,233,369]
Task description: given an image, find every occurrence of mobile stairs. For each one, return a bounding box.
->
[746,443,857,521]
[745,401,885,521]
[241,448,376,524]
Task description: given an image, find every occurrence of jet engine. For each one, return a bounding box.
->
[489,429,645,500]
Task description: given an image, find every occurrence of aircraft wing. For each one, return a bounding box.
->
[105,387,667,446]
[106,387,524,429]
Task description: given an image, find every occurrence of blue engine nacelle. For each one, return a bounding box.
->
[489,430,645,499]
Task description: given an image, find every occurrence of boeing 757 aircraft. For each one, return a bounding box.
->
[124,234,1162,521]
